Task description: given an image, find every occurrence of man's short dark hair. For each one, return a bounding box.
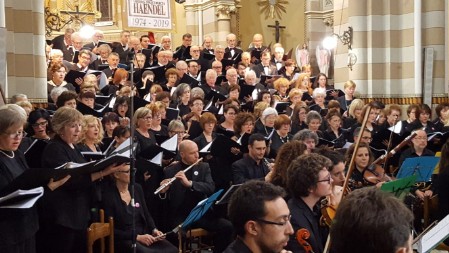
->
[182,33,192,39]
[228,181,285,237]
[330,187,413,253]
[56,91,77,108]
[353,127,371,138]
[248,133,266,146]
[140,35,149,42]
[287,153,331,199]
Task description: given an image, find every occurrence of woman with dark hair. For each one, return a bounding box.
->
[269,114,293,158]
[20,109,52,152]
[312,73,333,90]
[101,112,120,138]
[322,109,346,149]
[113,96,131,126]
[232,112,256,141]
[409,104,436,133]
[290,104,309,135]
[103,166,178,253]
[345,142,374,190]
[171,83,191,118]
[218,104,239,134]
[106,125,131,156]
[402,104,420,134]
[270,140,308,190]
[256,90,274,107]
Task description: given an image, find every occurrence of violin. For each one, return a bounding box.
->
[320,198,336,227]
[363,131,417,185]
[296,229,315,253]
[363,164,392,185]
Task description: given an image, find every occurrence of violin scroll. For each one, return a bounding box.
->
[296,228,315,253]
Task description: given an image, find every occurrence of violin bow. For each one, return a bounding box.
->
[323,106,372,253]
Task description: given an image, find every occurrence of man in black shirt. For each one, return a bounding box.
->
[232,133,271,184]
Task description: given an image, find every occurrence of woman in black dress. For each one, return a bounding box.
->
[37,107,125,253]
[0,104,68,253]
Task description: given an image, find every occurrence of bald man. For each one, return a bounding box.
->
[160,140,233,252]
[247,33,267,64]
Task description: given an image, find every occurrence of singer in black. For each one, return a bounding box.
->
[102,165,178,253]
[159,140,233,253]
[0,105,69,253]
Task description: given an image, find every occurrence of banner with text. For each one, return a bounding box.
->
[127,0,172,30]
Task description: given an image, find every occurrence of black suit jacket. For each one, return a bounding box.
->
[286,197,328,253]
[224,47,243,60]
[52,34,66,50]
[112,44,131,64]
[252,63,277,78]
[163,161,215,226]
[232,155,269,184]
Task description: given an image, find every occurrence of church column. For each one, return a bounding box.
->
[5,0,47,104]
[184,0,236,47]
[215,3,235,45]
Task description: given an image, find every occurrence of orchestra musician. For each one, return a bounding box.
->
[224,181,294,253]
[345,142,375,190]
[330,187,414,253]
[159,140,233,253]
[286,153,332,253]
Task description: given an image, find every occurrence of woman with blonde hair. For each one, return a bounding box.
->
[285,88,303,117]
[337,80,357,112]
[343,98,364,129]
[77,115,104,153]
[273,77,290,102]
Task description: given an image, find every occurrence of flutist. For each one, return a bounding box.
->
[159,140,233,253]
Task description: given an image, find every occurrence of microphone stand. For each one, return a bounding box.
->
[128,48,137,253]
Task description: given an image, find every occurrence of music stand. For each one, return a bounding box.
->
[396,157,439,182]
[181,189,224,231]
[216,184,242,205]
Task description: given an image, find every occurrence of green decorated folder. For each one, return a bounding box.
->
[380,175,417,200]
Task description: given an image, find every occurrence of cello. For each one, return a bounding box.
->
[296,229,315,253]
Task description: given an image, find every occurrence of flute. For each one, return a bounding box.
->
[154,157,203,195]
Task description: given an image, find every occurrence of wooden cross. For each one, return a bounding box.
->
[268,20,286,43]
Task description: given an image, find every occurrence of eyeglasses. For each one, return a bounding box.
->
[170,130,185,135]
[32,121,48,128]
[4,131,27,139]
[317,174,332,184]
[414,137,428,141]
[141,116,153,121]
[256,215,291,226]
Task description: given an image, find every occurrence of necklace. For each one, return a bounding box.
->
[120,189,128,194]
[0,150,14,158]
[279,135,289,143]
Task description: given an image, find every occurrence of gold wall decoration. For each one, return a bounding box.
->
[257,0,288,20]
[44,0,101,36]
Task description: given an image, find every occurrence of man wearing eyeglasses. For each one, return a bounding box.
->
[225,181,293,253]
[286,153,333,253]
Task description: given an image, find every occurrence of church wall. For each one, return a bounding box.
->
[237,0,305,58]
[333,0,445,105]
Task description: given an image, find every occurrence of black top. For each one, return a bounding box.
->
[286,197,328,253]
[232,154,270,184]
[149,125,169,137]
[270,131,292,158]
[40,136,93,230]
[103,183,156,241]
[135,130,157,158]
[223,237,253,253]
[0,150,39,246]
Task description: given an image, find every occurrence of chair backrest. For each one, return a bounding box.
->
[87,209,114,253]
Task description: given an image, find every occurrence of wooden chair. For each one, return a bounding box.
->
[87,209,114,253]
[178,226,213,253]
